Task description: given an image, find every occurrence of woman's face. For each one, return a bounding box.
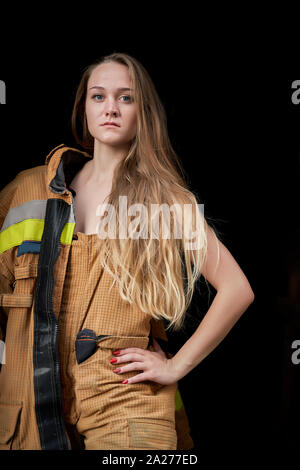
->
[85,62,137,148]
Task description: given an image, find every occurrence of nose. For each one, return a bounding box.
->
[105,99,119,118]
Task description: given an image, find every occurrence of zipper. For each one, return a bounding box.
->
[45,200,69,449]
[54,321,59,385]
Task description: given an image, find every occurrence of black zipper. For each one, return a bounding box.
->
[49,200,70,449]
[34,198,70,450]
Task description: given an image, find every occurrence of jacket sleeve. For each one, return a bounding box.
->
[0,267,13,343]
[0,174,21,343]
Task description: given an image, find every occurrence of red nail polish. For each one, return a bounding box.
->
[110,358,117,364]
[113,350,120,355]
[122,379,128,384]
[113,368,121,373]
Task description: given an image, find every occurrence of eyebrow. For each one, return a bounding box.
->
[89,86,133,92]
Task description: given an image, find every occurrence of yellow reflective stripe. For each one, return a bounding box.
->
[175,388,184,411]
[0,219,44,254]
[61,222,75,245]
[0,220,75,254]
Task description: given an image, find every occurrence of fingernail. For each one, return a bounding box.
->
[113,368,121,373]
[122,379,128,384]
[110,358,118,364]
[113,350,120,355]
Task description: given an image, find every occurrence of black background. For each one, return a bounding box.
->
[0,19,299,464]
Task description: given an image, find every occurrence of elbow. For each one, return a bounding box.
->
[238,276,255,305]
[243,283,255,305]
[217,278,255,305]
[248,289,255,304]
[247,279,255,302]
[235,280,255,305]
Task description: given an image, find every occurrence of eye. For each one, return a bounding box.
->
[121,95,133,102]
[92,94,103,101]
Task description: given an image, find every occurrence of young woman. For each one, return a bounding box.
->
[0,52,254,451]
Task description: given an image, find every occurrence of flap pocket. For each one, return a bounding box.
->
[98,335,149,350]
[0,401,22,449]
[14,263,38,280]
[0,293,33,308]
[127,417,177,450]
[75,329,149,364]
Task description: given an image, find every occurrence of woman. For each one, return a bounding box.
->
[0,53,254,451]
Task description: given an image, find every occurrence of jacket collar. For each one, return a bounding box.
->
[45,144,92,199]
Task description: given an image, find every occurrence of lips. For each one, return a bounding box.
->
[102,122,120,127]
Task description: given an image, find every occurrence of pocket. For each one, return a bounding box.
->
[14,263,38,281]
[0,263,39,308]
[97,335,150,351]
[0,293,33,308]
[75,329,150,365]
[73,332,152,434]
[127,417,177,450]
[75,329,111,365]
[0,401,22,450]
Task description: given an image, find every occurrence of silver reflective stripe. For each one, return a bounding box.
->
[0,199,75,233]
[0,200,47,232]
[69,199,76,223]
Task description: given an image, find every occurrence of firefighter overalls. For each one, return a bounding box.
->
[58,231,178,450]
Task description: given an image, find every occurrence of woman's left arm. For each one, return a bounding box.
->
[109,225,254,385]
[170,224,255,380]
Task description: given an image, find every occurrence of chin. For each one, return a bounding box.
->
[95,136,125,146]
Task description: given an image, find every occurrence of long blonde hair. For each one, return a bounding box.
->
[71,52,220,332]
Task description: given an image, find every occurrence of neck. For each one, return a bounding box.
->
[84,139,130,183]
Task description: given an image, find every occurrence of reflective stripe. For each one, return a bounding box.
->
[0,219,45,254]
[0,200,47,232]
[61,222,75,245]
[175,389,183,411]
[0,202,76,254]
